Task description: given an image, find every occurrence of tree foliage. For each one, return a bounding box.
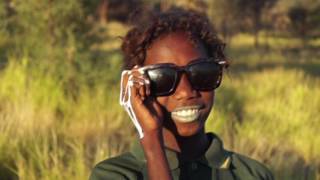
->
[288,3,320,39]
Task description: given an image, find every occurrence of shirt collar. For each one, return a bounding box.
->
[130,133,231,170]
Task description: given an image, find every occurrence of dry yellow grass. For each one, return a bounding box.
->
[0,32,319,179]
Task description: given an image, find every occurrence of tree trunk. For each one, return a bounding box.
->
[97,0,109,24]
[160,1,169,11]
[253,1,261,48]
[253,14,261,48]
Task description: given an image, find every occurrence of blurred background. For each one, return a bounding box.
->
[0,0,319,179]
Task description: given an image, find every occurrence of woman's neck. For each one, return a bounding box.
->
[162,128,210,161]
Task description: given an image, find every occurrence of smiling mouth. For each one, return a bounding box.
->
[171,105,202,123]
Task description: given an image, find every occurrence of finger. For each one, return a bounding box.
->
[128,79,143,105]
[133,82,146,102]
[124,71,140,102]
[131,65,145,76]
[136,67,151,97]
[129,75,148,103]
[132,64,142,69]
[143,76,151,96]
[136,76,150,98]
[129,66,152,99]
[139,83,146,101]
[126,81,144,139]
[129,74,145,84]
[128,75,147,98]
[131,68,151,97]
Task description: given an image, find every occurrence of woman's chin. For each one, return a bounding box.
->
[171,119,204,137]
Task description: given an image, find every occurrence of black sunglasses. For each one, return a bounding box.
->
[139,58,226,96]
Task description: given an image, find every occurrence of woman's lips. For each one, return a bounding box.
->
[171,105,202,123]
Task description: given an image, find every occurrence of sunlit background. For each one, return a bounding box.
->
[0,0,319,179]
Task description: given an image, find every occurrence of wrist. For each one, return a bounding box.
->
[140,129,162,145]
[140,130,164,155]
[139,129,172,180]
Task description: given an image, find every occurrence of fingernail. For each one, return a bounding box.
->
[121,70,128,75]
[138,69,145,74]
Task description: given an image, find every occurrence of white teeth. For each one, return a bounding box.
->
[171,108,200,123]
[174,109,198,117]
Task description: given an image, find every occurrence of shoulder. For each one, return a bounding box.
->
[230,152,274,180]
[89,152,144,180]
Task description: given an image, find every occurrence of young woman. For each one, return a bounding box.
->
[90,8,273,180]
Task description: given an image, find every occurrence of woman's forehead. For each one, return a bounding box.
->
[144,31,208,66]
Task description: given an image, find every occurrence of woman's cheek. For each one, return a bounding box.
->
[202,91,214,106]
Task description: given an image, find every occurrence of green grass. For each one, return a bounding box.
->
[0,31,319,179]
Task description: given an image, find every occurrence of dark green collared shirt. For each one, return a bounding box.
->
[90,133,273,180]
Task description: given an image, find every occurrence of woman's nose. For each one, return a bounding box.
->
[173,73,199,100]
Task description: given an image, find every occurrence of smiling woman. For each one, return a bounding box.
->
[90,7,274,180]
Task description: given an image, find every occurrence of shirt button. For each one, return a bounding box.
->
[191,163,198,170]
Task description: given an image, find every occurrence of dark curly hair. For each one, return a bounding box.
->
[121,7,228,70]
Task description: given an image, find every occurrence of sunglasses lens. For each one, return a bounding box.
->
[147,68,177,96]
[188,62,222,90]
